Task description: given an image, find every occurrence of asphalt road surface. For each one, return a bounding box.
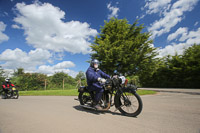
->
[0,90,200,133]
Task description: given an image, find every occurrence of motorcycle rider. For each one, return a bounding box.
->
[86,59,110,110]
[2,78,15,97]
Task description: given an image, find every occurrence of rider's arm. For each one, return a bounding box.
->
[2,84,6,89]
[2,82,6,89]
[99,70,110,79]
[11,83,15,87]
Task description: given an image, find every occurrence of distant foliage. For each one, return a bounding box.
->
[75,71,87,86]
[144,44,200,88]
[48,72,76,89]
[0,66,5,84]
[13,73,47,91]
[10,70,77,90]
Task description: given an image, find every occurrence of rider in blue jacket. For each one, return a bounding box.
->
[86,59,110,110]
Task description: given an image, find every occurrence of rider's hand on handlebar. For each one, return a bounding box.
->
[98,78,106,83]
[112,75,118,79]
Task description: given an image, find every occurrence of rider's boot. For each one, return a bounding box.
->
[94,104,103,110]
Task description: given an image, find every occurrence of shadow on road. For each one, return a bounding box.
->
[73,105,136,118]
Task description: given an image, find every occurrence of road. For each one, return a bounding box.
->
[0,90,200,133]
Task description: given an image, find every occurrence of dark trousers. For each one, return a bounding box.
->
[88,86,104,103]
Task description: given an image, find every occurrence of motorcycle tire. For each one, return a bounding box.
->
[13,90,19,99]
[78,91,92,105]
[115,88,143,117]
[1,92,7,99]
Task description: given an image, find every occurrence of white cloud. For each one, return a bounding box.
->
[144,0,171,15]
[54,61,75,69]
[167,27,188,41]
[107,2,120,19]
[12,24,21,29]
[147,0,198,39]
[0,48,78,77]
[158,27,200,57]
[0,21,9,43]
[13,2,98,54]
[37,61,77,77]
[194,21,199,26]
[0,48,52,71]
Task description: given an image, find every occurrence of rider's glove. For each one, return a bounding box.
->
[112,75,118,79]
[98,78,106,83]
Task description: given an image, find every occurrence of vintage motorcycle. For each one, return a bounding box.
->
[1,87,19,99]
[78,75,143,117]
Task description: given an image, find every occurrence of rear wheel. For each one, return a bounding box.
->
[1,91,7,99]
[78,91,93,105]
[115,89,143,117]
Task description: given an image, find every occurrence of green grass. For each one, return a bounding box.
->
[19,89,79,96]
[19,89,156,96]
[137,89,157,95]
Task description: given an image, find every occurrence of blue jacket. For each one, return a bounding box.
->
[86,67,110,89]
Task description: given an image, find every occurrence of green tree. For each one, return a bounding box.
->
[0,66,5,84]
[13,73,47,91]
[148,44,200,88]
[13,68,24,76]
[75,71,87,86]
[90,18,158,85]
[182,44,200,88]
[50,72,76,89]
[75,71,86,81]
[150,55,184,87]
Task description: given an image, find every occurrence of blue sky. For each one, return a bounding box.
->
[0,0,200,77]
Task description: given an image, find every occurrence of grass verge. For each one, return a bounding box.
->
[19,89,156,96]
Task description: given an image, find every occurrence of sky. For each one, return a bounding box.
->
[0,0,200,78]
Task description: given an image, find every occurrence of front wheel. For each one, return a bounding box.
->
[12,90,19,99]
[115,89,143,117]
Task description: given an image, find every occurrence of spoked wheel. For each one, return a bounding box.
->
[12,90,19,99]
[116,89,143,117]
[6,93,12,99]
[1,91,7,99]
[78,91,93,105]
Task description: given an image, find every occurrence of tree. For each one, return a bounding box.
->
[148,44,200,88]
[75,71,87,87]
[13,73,47,91]
[13,68,24,76]
[0,66,5,84]
[50,72,76,89]
[90,18,158,85]
[182,44,200,88]
[75,71,86,81]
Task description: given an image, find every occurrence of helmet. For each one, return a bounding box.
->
[5,78,10,82]
[90,59,99,68]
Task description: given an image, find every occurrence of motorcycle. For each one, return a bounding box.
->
[1,87,19,99]
[78,75,143,117]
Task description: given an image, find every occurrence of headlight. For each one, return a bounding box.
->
[119,76,126,84]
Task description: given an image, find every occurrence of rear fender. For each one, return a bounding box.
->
[78,86,87,92]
